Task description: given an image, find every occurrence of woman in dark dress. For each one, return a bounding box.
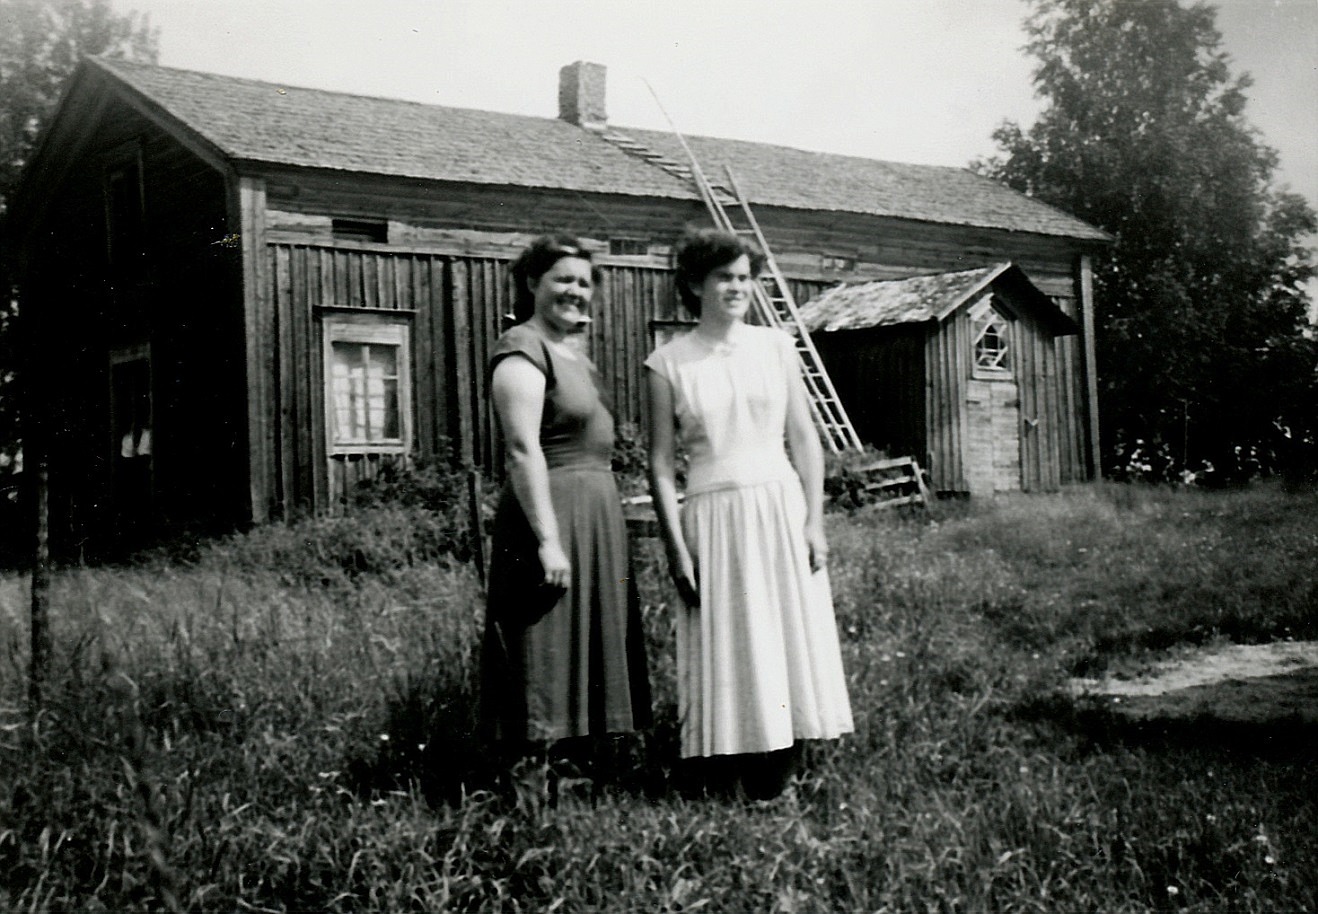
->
[480,234,650,779]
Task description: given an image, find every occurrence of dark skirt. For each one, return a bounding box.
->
[480,467,651,743]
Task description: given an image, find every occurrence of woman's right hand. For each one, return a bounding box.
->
[538,540,571,590]
[669,550,699,609]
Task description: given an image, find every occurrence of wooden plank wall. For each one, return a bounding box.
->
[587,265,679,438]
[265,242,685,513]
[926,314,971,493]
[971,305,1073,494]
[449,256,514,471]
[268,243,450,512]
[256,213,1098,513]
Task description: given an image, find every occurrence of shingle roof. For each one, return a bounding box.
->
[801,266,1006,332]
[91,58,1108,242]
[92,58,691,198]
[618,127,1108,240]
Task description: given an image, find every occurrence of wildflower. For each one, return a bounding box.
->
[1265,855,1276,865]
[1167,886,1179,897]
[379,733,390,742]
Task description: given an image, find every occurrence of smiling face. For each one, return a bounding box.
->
[695,254,754,326]
[530,255,595,336]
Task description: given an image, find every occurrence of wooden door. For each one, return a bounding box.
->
[965,378,1022,496]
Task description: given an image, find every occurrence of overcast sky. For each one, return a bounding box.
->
[111,0,1317,300]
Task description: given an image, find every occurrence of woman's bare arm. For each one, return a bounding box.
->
[646,368,698,607]
[491,356,570,588]
[783,342,829,572]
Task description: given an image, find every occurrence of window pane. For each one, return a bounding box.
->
[331,339,401,444]
[974,314,1010,372]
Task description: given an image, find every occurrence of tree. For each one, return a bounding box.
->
[975,0,1317,480]
[0,0,158,502]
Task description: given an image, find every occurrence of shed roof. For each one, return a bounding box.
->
[799,264,1079,335]
[37,58,1108,243]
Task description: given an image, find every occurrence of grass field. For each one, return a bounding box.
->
[1,482,1315,912]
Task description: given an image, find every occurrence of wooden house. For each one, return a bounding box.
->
[5,58,1108,553]
[799,264,1082,495]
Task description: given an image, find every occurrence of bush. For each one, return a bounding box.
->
[183,450,493,588]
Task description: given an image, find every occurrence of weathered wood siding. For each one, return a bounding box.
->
[939,297,1075,495]
[926,315,971,493]
[262,240,685,514]
[965,377,1023,495]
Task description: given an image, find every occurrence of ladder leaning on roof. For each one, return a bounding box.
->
[686,160,863,453]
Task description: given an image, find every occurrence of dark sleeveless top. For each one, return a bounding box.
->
[489,323,613,471]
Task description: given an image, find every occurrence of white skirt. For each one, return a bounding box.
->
[678,477,854,757]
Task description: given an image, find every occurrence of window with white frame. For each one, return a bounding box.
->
[970,295,1012,378]
[322,315,412,454]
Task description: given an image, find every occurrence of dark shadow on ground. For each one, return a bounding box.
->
[1016,668,1318,758]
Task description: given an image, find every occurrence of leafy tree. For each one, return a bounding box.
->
[975,0,1317,480]
[0,0,158,497]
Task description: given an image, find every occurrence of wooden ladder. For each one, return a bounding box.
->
[857,456,935,515]
[686,161,863,453]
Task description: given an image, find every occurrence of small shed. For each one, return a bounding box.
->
[800,264,1082,495]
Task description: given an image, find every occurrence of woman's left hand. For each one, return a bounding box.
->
[804,522,829,573]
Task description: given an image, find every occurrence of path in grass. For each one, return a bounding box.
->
[1067,640,1318,724]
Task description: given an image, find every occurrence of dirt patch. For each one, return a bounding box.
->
[1067,641,1318,725]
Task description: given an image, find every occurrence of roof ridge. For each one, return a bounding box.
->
[89,56,568,126]
[841,264,1010,286]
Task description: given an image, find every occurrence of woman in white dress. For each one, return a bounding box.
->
[645,228,853,798]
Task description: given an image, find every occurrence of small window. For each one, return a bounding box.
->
[323,316,412,453]
[110,345,153,461]
[971,296,1012,378]
[822,253,856,272]
[609,238,648,256]
[332,218,388,244]
[104,146,146,273]
[109,344,153,523]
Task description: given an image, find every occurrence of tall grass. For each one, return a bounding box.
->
[1,481,1315,911]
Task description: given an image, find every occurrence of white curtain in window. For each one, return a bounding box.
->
[331,341,399,442]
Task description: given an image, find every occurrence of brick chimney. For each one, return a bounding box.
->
[558,61,606,129]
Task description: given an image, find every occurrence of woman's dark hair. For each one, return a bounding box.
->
[510,233,600,322]
[673,227,766,316]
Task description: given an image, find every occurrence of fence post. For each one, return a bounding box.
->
[29,459,50,712]
[467,468,487,589]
